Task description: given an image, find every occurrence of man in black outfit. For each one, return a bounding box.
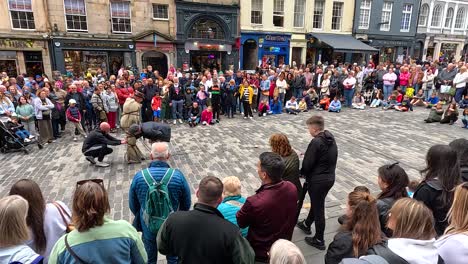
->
[297,115,338,250]
[82,122,126,167]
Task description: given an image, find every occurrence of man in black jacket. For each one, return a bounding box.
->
[128,122,171,142]
[141,78,159,122]
[82,122,125,167]
[297,115,338,250]
[157,176,255,263]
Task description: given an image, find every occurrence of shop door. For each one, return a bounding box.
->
[190,51,223,72]
[242,39,258,70]
[24,51,44,76]
[0,51,18,77]
[109,52,124,76]
[292,47,302,66]
[142,51,168,78]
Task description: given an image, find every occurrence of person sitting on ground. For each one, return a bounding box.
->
[285,96,300,115]
[395,95,413,112]
[49,180,147,263]
[0,195,44,263]
[187,101,201,127]
[375,163,409,237]
[352,93,366,110]
[6,113,32,142]
[201,105,214,125]
[269,239,306,264]
[129,142,191,263]
[329,96,342,113]
[82,122,125,167]
[462,108,468,129]
[66,99,87,141]
[424,92,440,108]
[318,94,330,110]
[337,186,371,225]
[217,176,248,237]
[128,121,171,143]
[325,191,383,264]
[436,183,468,263]
[270,96,282,114]
[370,89,384,108]
[440,102,459,125]
[304,88,319,109]
[449,138,468,182]
[9,179,71,263]
[369,198,438,264]
[258,99,270,117]
[459,94,468,109]
[413,145,461,236]
[298,98,308,112]
[424,102,444,123]
[383,91,400,110]
[410,89,425,107]
[157,176,255,263]
[237,152,298,263]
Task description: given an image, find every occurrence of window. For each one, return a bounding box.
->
[188,19,225,40]
[251,0,263,24]
[152,4,168,20]
[455,8,466,29]
[358,0,372,29]
[400,4,412,32]
[331,2,343,30]
[380,2,392,31]
[313,0,325,29]
[431,5,442,27]
[64,0,87,31]
[8,0,35,30]
[293,0,305,27]
[273,0,284,27]
[110,1,131,33]
[419,4,429,26]
[445,7,454,28]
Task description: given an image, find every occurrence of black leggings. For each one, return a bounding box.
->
[305,180,334,241]
[243,101,252,117]
[83,144,113,162]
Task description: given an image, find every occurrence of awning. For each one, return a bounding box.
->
[308,33,378,53]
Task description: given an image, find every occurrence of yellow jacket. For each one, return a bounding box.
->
[238,85,254,104]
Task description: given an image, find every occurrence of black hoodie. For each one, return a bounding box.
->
[301,130,338,183]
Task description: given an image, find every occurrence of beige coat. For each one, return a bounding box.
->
[120,98,141,129]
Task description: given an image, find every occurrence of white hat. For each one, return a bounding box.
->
[69,99,77,104]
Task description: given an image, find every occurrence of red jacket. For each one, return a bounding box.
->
[151,96,162,110]
[201,109,212,124]
[236,181,297,262]
[116,86,134,105]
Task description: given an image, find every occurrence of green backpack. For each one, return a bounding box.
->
[142,168,175,233]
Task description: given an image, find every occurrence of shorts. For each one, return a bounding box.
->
[153,110,161,118]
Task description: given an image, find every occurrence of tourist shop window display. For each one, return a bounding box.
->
[0,51,18,77]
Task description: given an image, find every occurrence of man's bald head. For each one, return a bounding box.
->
[151,142,170,160]
[100,122,110,133]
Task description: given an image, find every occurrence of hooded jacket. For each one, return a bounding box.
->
[436,233,468,264]
[139,122,171,142]
[387,238,438,264]
[0,244,43,264]
[301,130,338,183]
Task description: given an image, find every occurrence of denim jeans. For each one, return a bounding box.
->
[383,85,394,101]
[143,237,177,264]
[344,89,354,107]
[15,130,30,139]
[295,88,304,99]
[413,83,421,95]
[400,85,407,93]
[279,92,285,106]
[424,88,433,101]
[171,99,184,120]
[455,88,465,103]
[237,97,244,113]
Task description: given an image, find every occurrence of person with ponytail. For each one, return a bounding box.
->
[325,191,382,264]
[9,179,71,263]
[436,183,468,263]
[413,145,461,236]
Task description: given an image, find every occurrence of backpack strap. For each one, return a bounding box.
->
[65,234,87,264]
[142,168,156,187]
[161,168,175,186]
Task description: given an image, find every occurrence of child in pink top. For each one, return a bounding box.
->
[201,106,214,125]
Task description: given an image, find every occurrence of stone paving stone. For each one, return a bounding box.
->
[0,107,467,263]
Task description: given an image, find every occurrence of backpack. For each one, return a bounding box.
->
[142,168,175,233]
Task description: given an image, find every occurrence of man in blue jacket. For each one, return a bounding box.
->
[129,142,191,264]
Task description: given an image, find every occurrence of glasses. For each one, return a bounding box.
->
[76,179,104,187]
[386,162,399,170]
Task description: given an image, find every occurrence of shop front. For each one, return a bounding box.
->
[0,38,52,77]
[175,1,239,72]
[134,31,176,78]
[367,39,414,64]
[240,32,290,70]
[51,38,136,77]
[420,34,466,62]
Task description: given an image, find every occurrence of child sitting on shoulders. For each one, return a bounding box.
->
[318,94,330,111]
[370,89,383,108]
[424,92,439,108]
[258,99,270,117]
[460,94,468,109]
[328,97,342,113]
[410,89,425,107]
[201,106,214,125]
[395,95,413,112]
[462,108,468,129]
[151,92,162,122]
[298,98,308,112]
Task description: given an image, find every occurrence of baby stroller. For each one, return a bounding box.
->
[0,118,42,154]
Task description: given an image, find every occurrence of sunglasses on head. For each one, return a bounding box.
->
[386,162,399,170]
[76,179,104,187]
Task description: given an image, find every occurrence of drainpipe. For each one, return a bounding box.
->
[42,0,52,33]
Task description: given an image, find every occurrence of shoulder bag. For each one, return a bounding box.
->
[53,202,75,233]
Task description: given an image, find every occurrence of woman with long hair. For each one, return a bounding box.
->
[9,179,71,262]
[49,180,147,263]
[325,191,382,264]
[0,195,43,263]
[436,183,468,263]
[269,133,302,199]
[33,89,55,144]
[414,145,461,236]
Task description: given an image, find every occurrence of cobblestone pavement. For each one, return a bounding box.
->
[0,106,466,263]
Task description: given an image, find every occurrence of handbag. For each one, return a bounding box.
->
[440,85,451,94]
[53,202,74,233]
[448,86,456,96]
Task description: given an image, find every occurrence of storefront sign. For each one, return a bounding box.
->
[0,39,35,49]
[265,35,287,42]
[371,40,409,47]
[269,47,281,53]
[61,41,133,50]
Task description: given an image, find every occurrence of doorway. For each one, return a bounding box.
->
[190,51,225,72]
[142,51,168,78]
[242,39,258,70]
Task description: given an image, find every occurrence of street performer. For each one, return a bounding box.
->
[82,122,126,167]
[120,90,145,163]
[128,122,171,143]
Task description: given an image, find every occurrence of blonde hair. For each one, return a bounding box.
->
[269,239,306,264]
[445,183,468,235]
[388,198,435,240]
[0,195,29,247]
[222,176,242,197]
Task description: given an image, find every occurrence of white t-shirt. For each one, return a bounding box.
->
[276,79,287,94]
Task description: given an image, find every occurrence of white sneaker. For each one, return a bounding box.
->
[249,116,253,119]
[178,119,183,124]
[173,120,177,125]
[24,138,31,143]
[95,161,110,167]
[28,135,35,139]
[263,113,267,117]
[73,137,77,141]
[244,116,247,119]
[202,121,207,125]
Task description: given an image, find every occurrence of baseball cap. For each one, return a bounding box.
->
[69,99,77,104]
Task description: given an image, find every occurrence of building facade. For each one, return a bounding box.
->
[0,0,53,77]
[175,0,240,73]
[417,0,468,62]
[353,0,421,64]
